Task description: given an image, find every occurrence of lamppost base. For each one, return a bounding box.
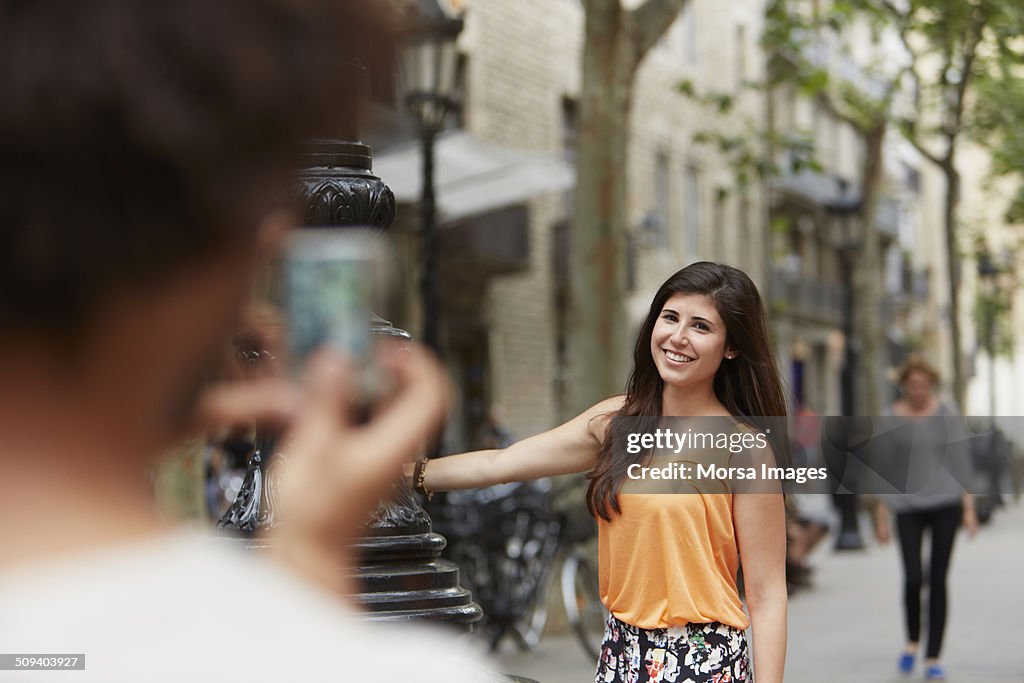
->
[222,530,483,629]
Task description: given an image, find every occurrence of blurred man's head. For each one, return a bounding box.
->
[0,0,391,447]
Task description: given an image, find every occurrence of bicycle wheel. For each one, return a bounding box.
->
[512,568,551,652]
[561,550,606,660]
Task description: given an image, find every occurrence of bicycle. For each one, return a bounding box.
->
[555,496,606,660]
[427,477,606,659]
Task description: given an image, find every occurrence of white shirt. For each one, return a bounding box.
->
[0,531,498,682]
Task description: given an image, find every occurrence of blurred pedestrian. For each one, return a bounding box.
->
[786,404,829,590]
[409,262,790,683]
[873,356,978,680]
[966,420,1010,522]
[0,1,490,680]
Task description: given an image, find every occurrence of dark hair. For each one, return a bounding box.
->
[586,262,790,520]
[897,354,940,387]
[0,0,393,345]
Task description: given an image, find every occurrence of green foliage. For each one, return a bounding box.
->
[882,0,1024,220]
[681,0,893,202]
[1006,187,1024,227]
[770,215,793,235]
[970,41,1024,224]
[678,61,821,198]
[972,236,1019,358]
[684,117,820,197]
[797,68,830,97]
[763,0,897,135]
[676,79,734,113]
[974,289,1015,357]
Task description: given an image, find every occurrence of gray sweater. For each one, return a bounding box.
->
[874,403,974,513]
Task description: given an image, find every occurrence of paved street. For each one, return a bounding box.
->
[484,499,1024,683]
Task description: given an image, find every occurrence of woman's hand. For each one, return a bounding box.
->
[962,500,979,539]
[874,501,891,545]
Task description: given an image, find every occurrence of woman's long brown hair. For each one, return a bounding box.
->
[586,262,790,521]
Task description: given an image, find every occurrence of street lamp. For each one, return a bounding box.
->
[977,251,1000,422]
[824,177,865,551]
[824,178,862,418]
[399,0,465,352]
[976,249,1012,514]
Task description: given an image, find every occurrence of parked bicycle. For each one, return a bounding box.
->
[428,477,606,658]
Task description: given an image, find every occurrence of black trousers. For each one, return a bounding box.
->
[895,503,961,659]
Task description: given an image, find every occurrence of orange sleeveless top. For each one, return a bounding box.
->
[597,492,749,630]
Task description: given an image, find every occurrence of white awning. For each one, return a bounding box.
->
[372,130,575,222]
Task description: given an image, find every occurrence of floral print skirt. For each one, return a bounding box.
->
[595,613,751,683]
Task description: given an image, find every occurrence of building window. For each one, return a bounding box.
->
[561,97,578,164]
[713,190,728,261]
[654,151,671,247]
[904,162,921,194]
[739,197,751,270]
[734,24,747,91]
[680,2,696,66]
[683,164,700,258]
[561,97,578,216]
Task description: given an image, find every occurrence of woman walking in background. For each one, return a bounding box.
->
[408,262,790,683]
[875,356,978,680]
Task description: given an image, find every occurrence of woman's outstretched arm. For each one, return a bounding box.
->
[409,395,625,491]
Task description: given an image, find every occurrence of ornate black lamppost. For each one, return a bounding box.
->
[398,0,464,353]
[824,178,866,551]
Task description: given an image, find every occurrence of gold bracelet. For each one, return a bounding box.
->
[412,456,433,501]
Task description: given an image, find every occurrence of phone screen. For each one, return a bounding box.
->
[282,229,388,375]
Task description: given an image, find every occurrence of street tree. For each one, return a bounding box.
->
[968,53,1024,396]
[879,0,1024,409]
[569,0,689,413]
[763,0,902,416]
[586,0,1023,416]
[971,27,1024,227]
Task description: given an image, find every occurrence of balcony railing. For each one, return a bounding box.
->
[770,267,844,325]
[876,196,900,240]
[771,166,841,206]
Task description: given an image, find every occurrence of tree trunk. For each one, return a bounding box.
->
[944,163,964,409]
[855,124,886,416]
[568,0,688,415]
[568,7,637,415]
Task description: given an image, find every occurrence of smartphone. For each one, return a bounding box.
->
[282,229,391,394]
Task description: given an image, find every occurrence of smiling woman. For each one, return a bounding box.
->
[650,293,734,402]
[408,262,791,683]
